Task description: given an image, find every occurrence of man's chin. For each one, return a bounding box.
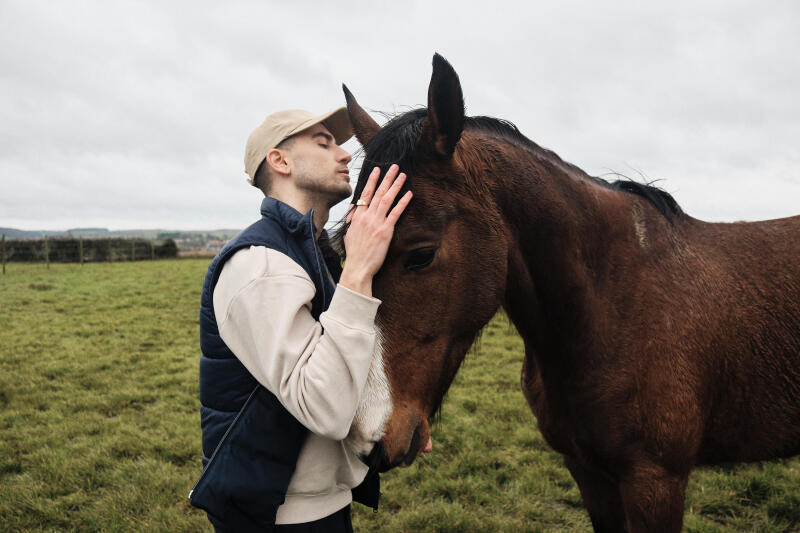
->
[327,185,352,207]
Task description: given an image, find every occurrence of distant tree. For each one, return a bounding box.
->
[155,238,178,258]
[94,239,109,262]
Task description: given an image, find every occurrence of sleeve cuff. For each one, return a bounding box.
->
[324,284,382,332]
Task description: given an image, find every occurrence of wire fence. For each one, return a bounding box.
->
[1,235,178,273]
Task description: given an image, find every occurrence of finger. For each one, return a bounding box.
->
[369,164,399,211]
[357,167,380,207]
[376,172,406,217]
[385,190,413,226]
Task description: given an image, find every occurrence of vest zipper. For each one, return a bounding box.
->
[188,384,260,499]
[309,210,328,309]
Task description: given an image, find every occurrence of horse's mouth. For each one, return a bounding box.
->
[399,422,425,467]
[358,439,421,472]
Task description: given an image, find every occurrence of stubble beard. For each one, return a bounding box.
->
[294,164,352,209]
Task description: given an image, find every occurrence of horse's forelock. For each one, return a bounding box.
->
[356,109,428,192]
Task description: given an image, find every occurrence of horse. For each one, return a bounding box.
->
[337,54,800,532]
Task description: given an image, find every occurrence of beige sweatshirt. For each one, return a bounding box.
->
[212,245,378,524]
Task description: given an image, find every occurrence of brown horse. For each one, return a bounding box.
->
[338,54,800,532]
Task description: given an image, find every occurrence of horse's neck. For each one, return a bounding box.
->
[491,150,632,363]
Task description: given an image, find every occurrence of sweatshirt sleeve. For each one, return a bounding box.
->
[213,246,381,440]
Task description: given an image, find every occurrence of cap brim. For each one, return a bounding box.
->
[287,107,353,146]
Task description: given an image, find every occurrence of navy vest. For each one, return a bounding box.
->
[189,197,379,532]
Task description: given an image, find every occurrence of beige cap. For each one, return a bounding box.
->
[244,107,353,185]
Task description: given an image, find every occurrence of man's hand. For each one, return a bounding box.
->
[339,164,412,297]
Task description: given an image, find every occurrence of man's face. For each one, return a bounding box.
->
[286,123,353,205]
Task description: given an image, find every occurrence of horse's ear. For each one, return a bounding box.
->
[343,84,380,147]
[421,53,464,157]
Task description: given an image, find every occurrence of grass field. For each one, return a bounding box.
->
[1,260,799,532]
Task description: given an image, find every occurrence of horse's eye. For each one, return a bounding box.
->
[404,247,437,271]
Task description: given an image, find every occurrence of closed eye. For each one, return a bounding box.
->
[312,132,334,148]
[404,247,437,271]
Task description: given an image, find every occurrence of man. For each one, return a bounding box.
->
[189,108,412,532]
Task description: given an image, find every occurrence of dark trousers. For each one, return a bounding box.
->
[214,505,353,533]
[274,505,353,533]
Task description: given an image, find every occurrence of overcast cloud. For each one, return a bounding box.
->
[1,0,798,230]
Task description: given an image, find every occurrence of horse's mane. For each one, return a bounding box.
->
[355,108,683,222]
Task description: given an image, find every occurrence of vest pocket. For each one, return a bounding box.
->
[190,386,307,531]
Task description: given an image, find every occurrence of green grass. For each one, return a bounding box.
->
[1,261,799,532]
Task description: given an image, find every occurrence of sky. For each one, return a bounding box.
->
[1,0,798,231]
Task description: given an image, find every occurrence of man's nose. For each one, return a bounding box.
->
[336,146,352,165]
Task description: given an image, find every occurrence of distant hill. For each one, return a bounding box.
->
[0,227,240,240]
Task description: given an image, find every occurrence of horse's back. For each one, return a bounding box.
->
[666,214,800,464]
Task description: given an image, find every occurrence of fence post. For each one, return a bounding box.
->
[79,236,84,266]
[45,235,50,269]
[150,240,155,261]
[2,234,5,275]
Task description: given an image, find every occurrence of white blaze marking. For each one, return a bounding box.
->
[346,326,393,457]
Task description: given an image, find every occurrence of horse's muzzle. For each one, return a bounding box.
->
[358,416,431,472]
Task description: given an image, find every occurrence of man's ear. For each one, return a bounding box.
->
[266,148,290,176]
